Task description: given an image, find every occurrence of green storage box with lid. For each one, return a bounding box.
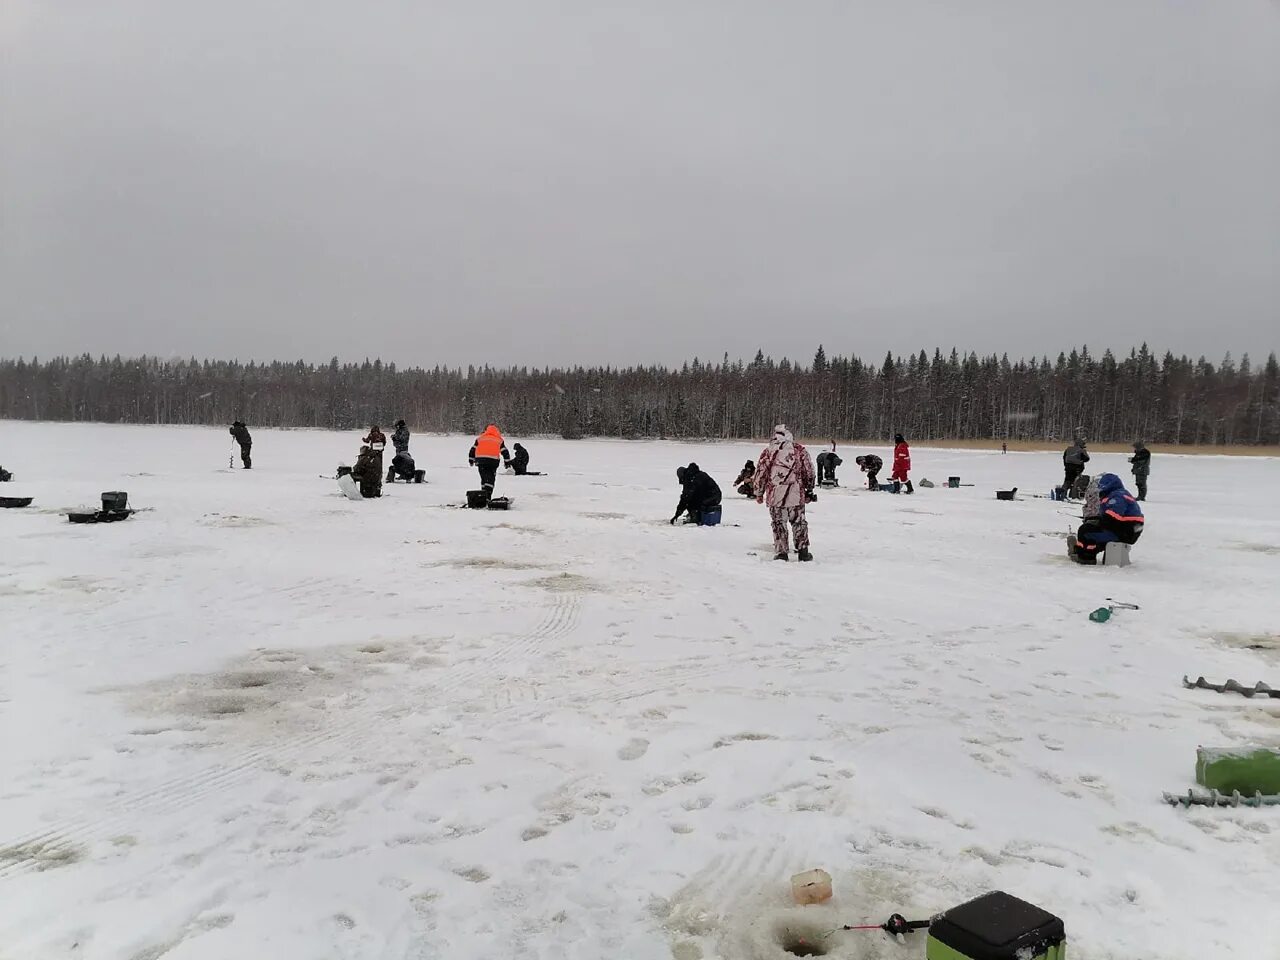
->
[927,891,1065,960]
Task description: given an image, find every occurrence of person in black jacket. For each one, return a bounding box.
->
[350,445,381,498]
[1062,438,1089,493]
[229,421,252,469]
[510,443,532,475]
[815,444,843,486]
[1129,440,1150,501]
[671,463,722,525]
[391,420,410,455]
[854,454,882,490]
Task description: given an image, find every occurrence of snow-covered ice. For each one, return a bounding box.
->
[2,422,1278,959]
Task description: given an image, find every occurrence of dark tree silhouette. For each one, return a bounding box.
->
[0,346,1276,445]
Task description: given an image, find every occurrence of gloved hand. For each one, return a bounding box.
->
[468,459,476,467]
[756,497,764,505]
[670,516,678,525]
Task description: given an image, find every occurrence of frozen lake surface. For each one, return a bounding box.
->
[1,422,1278,959]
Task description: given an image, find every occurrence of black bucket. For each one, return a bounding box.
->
[414,470,426,484]
[466,490,489,509]
[101,491,129,513]
[995,488,1018,501]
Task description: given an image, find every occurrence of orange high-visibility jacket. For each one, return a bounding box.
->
[469,425,509,462]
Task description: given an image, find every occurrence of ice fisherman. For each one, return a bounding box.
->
[362,424,387,482]
[815,443,842,486]
[854,453,882,490]
[468,425,511,503]
[350,445,382,498]
[733,460,756,498]
[229,420,252,469]
[891,434,913,493]
[509,442,532,475]
[391,420,410,454]
[386,419,419,482]
[1129,440,1150,501]
[753,425,816,561]
[1062,438,1089,494]
[0,465,12,482]
[671,463,722,526]
[1068,473,1144,565]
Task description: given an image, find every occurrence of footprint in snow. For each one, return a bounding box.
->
[617,738,649,761]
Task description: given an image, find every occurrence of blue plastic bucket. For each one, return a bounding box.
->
[699,506,723,526]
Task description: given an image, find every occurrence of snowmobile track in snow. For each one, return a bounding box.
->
[0,593,582,879]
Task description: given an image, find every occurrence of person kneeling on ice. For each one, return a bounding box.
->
[753,425,815,561]
[1069,473,1143,565]
[350,445,382,498]
[733,460,756,498]
[671,463,722,525]
[509,442,532,475]
[386,449,420,483]
[468,424,511,504]
[854,454,882,490]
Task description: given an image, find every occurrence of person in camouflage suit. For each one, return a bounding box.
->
[753,425,816,561]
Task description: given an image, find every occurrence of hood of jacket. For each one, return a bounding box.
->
[1097,472,1125,497]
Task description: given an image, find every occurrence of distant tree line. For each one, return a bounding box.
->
[1,345,1277,445]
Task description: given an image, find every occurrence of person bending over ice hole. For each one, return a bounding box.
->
[733,460,756,499]
[350,446,382,498]
[753,425,815,561]
[1068,473,1143,565]
[671,463,722,525]
[229,420,252,468]
[815,443,842,486]
[468,424,510,504]
[854,454,882,490]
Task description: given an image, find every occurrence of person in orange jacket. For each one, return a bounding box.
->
[891,433,913,494]
[468,425,511,503]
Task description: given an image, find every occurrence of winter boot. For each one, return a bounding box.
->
[798,550,813,562]
[905,481,914,494]
[386,467,396,483]
[774,552,789,561]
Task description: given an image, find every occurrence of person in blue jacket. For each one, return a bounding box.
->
[1069,473,1144,564]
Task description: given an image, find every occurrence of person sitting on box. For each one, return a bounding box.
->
[1069,473,1143,564]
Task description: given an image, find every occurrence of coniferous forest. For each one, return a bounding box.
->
[1,345,1277,445]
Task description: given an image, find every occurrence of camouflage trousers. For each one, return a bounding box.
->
[769,504,809,555]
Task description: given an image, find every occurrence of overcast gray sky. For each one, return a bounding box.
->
[2,1,1278,369]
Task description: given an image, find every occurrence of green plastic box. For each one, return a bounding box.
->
[927,891,1065,960]
[1196,746,1280,795]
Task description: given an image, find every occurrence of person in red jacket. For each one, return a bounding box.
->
[891,433,913,494]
